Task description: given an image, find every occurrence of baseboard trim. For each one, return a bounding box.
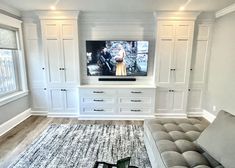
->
[78,114,155,120]
[47,113,79,118]
[0,108,31,137]
[187,111,204,117]
[31,111,48,116]
[203,109,216,123]
[155,113,187,118]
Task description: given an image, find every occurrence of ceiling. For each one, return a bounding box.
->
[0,0,235,12]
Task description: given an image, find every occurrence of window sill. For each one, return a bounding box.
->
[0,90,29,107]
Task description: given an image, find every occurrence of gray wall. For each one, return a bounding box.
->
[204,12,235,115]
[0,95,29,125]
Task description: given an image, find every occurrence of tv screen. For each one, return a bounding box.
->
[86,40,149,76]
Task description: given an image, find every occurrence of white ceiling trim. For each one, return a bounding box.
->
[36,10,79,20]
[216,3,235,18]
[0,2,21,17]
[154,11,201,21]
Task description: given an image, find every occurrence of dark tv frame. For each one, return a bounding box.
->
[85,40,150,77]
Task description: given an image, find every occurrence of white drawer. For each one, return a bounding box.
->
[119,97,152,104]
[81,97,115,104]
[81,106,114,114]
[119,107,151,114]
[118,89,154,97]
[80,89,116,96]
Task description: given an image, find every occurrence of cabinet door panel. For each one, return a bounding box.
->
[63,39,77,84]
[190,40,208,84]
[173,39,189,86]
[49,89,64,112]
[47,40,62,85]
[156,89,171,113]
[31,88,48,111]
[64,89,77,112]
[187,88,203,112]
[172,89,186,114]
[157,39,174,86]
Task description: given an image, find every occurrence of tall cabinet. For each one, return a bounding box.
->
[37,11,80,116]
[154,12,200,117]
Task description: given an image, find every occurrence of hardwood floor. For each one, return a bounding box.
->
[0,116,143,167]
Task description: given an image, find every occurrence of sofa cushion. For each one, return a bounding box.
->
[145,118,224,168]
[197,110,235,168]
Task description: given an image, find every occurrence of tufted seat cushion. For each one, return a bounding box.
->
[144,118,224,168]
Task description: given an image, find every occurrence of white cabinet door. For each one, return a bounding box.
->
[172,89,186,114]
[31,87,48,111]
[49,89,64,112]
[190,24,211,85]
[187,88,203,112]
[156,88,171,113]
[156,22,175,86]
[64,88,78,112]
[173,22,192,86]
[43,22,63,86]
[61,22,78,85]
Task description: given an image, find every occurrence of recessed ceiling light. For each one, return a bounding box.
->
[50,6,56,10]
[179,6,185,11]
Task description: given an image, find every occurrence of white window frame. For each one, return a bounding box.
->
[0,13,28,106]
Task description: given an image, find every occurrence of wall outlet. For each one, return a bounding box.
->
[212,106,217,112]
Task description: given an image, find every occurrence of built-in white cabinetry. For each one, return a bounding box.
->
[36,11,80,116]
[23,23,48,113]
[79,86,156,118]
[187,22,213,115]
[154,12,200,117]
[41,19,79,87]
[156,88,187,116]
[48,88,78,115]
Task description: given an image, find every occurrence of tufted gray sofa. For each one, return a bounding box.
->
[144,118,224,168]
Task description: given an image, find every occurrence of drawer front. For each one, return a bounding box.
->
[81,97,115,104]
[119,97,152,104]
[80,89,116,96]
[81,106,114,114]
[119,107,151,114]
[118,89,154,97]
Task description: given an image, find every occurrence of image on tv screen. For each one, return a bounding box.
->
[86,40,149,76]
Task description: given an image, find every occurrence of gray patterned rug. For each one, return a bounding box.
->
[9,124,151,168]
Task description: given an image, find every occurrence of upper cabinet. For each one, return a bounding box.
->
[39,11,79,87]
[156,20,195,88]
[190,23,213,86]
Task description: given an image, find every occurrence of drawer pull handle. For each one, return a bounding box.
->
[131,109,141,112]
[131,91,142,94]
[93,99,104,102]
[61,89,66,91]
[94,109,104,112]
[93,91,104,93]
[131,100,142,102]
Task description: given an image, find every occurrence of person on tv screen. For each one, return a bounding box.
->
[99,47,113,75]
[114,44,127,76]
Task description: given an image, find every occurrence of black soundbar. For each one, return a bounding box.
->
[98,78,136,81]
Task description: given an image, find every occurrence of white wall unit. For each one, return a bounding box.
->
[154,12,199,116]
[41,19,79,87]
[188,22,213,116]
[156,88,187,116]
[48,88,78,114]
[79,86,155,117]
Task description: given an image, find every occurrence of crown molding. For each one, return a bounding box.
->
[216,3,235,18]
[36,10,80,20]
[154,11,201,21]
[0,2,21,17]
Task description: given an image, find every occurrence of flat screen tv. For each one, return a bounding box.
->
[86,40,149,76]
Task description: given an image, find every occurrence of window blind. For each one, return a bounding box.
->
[0,27,17,50]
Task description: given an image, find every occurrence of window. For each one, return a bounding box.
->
[0,27,19,97]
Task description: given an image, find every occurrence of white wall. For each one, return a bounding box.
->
[204,11,235,115]
[78,12,155,85]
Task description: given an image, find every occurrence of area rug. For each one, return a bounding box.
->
[9,124,151,168]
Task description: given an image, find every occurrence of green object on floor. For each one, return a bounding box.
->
[93,157,138,168]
